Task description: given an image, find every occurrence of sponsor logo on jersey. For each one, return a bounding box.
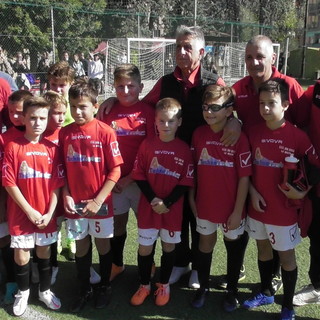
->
[240,152,251,168]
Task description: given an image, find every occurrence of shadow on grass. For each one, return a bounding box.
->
[17,262,312,320]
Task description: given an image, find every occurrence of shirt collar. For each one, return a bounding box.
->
[173,65,201,87]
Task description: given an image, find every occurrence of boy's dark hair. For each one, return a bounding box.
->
[42,90,67,112]
[155,97,182,119]
[69,78,98,104]
[259,78,289,102]
[23,97,50,115]
[47,61,75,83]
[8,90,33,103]
[203,85,234,107]
[114,64,141,84]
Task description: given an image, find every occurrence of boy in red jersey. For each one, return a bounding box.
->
[130,98,193,307]
[60,79,123,312]
[101,64,155,280]
[2,97,64,316]
[243,79,320,320]
[189,85,251,311]
[0,90,32,305]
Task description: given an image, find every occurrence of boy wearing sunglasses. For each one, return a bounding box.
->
[189,85,252,312]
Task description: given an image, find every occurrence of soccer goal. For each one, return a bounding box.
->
[103,38,176,97]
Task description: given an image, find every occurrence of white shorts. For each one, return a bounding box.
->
[0,222,9,238]
[66,217,113,240]
[245,216,301,251]
[113,182,140,215]
[138,228,181,246]
[196,217,245,240]
[10,232,57,249]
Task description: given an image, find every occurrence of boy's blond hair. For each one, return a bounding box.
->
[203,85,234,106]
[23,97,50,115]
[42,90,67,113]
[155,98,182,119]
[114,64,141,84]
[47,61,75,83]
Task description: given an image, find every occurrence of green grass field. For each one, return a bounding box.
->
[0,212,318,320]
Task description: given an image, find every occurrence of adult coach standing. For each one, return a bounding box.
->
[97,25,225,288]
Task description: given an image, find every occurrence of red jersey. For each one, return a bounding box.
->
[43,128,60,146]
[192,125,252,223]
[0,78,11,130]
[102,100,155,177]
[59,119,123,219]
[132,136,193,231]
[2,137,65,235]
[0,126,25,171]
[232,67,309,133]
[248,122,319,226]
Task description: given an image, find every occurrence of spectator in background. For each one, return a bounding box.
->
[79,52,88,76]
[37,51,51,94]
[72,54,85,79]
[88,53,104,94]
[0,46,14,77]
[61,51,72,67]
[13,52,30,90]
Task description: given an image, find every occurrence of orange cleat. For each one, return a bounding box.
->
[154,283,170,306]
[130,285,150,306]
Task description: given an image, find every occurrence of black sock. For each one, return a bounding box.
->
[38,258,51,292]
[272,250,281,277]
[50,242,58,268]
[15,262,30,291]
[282,267,297,310]
[75,243,92,292]
[160,250,175,284]
[258,259,274,296]
[99,250,112,287]
[138,252,153,285]
[110,233,127,267]
[1,244,15,282]
[224,237,244,293]
[196,249,212,289]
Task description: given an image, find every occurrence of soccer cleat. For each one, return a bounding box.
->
[51,266,59,285]
[168,265,190,284]
[90,266,101,284]
[188,270,200,289]
[223,290,239,312]
[67,238,76,260]
[280,307,295,320]
[109,264,125,282]
[94,285,112,309]
[130,285,150,306]
[13,289,29,317]
[4,282,18,305]
[39,289,61,310]
[272,274,283,293]
[218,265,246,289]
[293,284,320,306]
[242,292,274,309]
[70,288,93,313]
[154,283,170,306]
[191,288,208,308]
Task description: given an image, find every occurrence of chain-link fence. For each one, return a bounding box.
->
[0,1,274,95]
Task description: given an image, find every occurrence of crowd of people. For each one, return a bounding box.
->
[0,25,319,320]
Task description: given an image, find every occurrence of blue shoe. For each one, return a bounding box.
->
[4,282,18,305]
[243,293,274,309]
[280,307,295,320]
[191,288,208,308]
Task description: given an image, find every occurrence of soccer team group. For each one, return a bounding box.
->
[0,25,320,320]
